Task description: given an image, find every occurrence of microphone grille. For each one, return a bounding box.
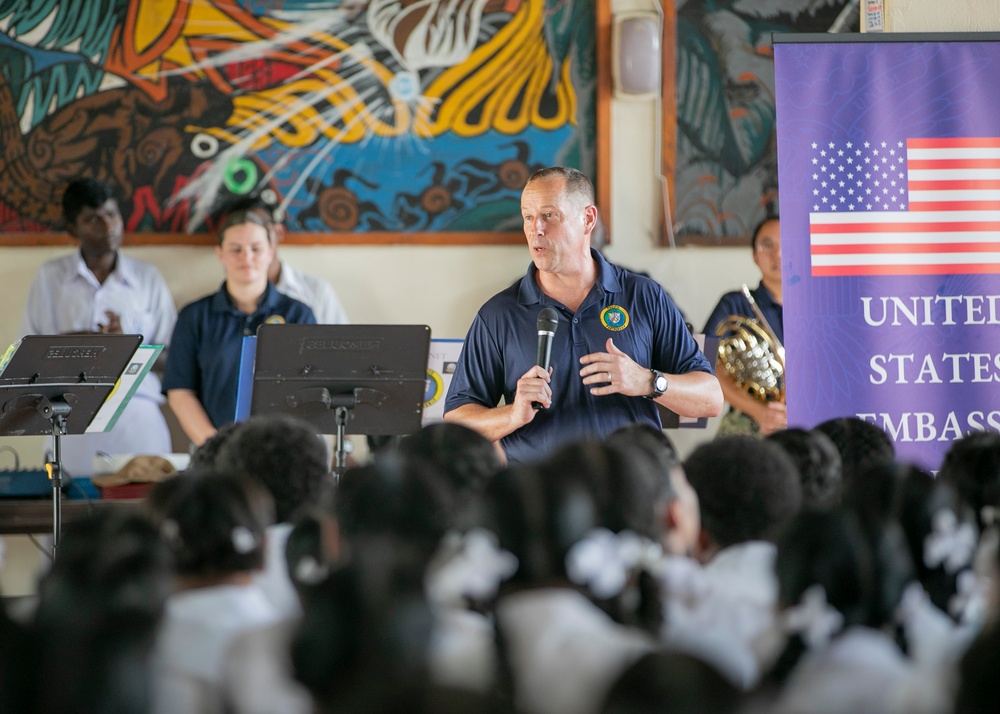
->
[537,307,559,332]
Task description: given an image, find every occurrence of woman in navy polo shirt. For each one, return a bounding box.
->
[163,209,316,447]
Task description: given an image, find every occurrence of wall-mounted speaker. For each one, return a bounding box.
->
[612,11,661,100]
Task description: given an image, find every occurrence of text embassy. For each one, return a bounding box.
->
[857,410,1000,443]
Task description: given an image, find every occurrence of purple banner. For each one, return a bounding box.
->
[775,36,1000,471]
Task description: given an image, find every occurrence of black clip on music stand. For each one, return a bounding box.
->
[249,324,431,477]
[0,334,142,558]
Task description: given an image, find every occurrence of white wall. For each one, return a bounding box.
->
[887,0,1000,31]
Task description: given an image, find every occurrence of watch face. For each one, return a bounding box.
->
[654,373,668,393]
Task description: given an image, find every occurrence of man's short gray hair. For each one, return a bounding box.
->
[526,166,595,206]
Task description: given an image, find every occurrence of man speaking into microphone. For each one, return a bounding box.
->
[444,167,723,464]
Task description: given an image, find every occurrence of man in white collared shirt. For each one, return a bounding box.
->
[273,260,349,325]
[18,178,177,475]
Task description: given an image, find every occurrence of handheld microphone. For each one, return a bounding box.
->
[532,307,559,410]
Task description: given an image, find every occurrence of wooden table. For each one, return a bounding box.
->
[0,497,141,535]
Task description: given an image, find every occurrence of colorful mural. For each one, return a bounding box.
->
[672,0,852,245]
[0,0,597,238]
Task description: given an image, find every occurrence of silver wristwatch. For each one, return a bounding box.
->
[645,369,668,399]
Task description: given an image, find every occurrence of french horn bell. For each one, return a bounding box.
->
[715,285,785,403]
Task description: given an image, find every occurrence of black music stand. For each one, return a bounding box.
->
[250,324,431,476]
[0,334,142,558]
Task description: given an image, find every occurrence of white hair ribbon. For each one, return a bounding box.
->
[426,528,519,606]
[782,585,844,649]
[565,528,663,600]
[924,509,977,573]
[231,526,257,554]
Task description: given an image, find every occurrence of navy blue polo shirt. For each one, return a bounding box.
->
[705,281,785,344]
[445,249,714,465]
[702,281,784,345]
[162,282,316,428]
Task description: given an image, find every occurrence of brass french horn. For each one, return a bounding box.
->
[715,285,785,403]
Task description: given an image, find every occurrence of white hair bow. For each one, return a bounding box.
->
[565,528,663,600]
[426,528,519,607]
[783,585,844,649]
[924,509,977,573]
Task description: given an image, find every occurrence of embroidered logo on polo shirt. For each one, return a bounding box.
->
[600,305,629,331]
[265,315,287,325]
[424,369,444,408]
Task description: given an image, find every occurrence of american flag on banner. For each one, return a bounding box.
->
[808,138,1000,277]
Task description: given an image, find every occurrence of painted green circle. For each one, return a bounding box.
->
[224,158,257,194]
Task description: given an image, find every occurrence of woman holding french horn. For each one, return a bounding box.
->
[703,216,786,437]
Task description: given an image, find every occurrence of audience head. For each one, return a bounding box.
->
[527,439,669,631]
[216,414,331,523]
[765,508,877,686]
[485,442,663,594]
[841,459,918,628]
[897,467,978,616]
[684,436,802,558]
[187,421,240,471]
[292,560,435,713]
[539,439,660,540]
[332,452,453,582]
[294,457,449,711]
[142,473,187,527]
[767,428,843,509]
[606,424,700,555]
[20,509,171,714]
[395,422,503,530]
[814,416,894,486]
[159,470,274,580]
[485,462,600,588]
[939,430,1000,530]
[775,508,875,627]
[601,651,740,714]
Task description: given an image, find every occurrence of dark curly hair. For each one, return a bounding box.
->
[939,430,1000,530]
[216,414,331,523]
[159,470,273,577]
[814,416,894,487]
[767,428,843,509]
[684,436,802,548]
[394,422,502,531]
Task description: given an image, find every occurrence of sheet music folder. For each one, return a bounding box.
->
[0,335,142,436]
[250,324,431,436]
